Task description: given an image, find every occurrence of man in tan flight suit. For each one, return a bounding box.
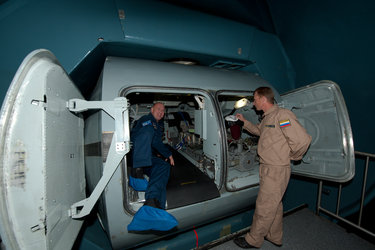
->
[234,87,311,249]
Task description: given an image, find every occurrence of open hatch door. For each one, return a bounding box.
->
[0,49,86,250]
[281,81,354,183]
[0,50,130,250]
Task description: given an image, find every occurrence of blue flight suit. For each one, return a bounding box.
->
[131,113,172,209]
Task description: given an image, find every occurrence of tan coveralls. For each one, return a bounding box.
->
[243,105,311,247]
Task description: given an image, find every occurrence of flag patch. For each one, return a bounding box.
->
[142,120,152,126]
[279,119,291,127]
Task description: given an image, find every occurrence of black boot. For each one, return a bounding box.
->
[144,198,162,209]
[131,167,145,179]
[233,237,257,249]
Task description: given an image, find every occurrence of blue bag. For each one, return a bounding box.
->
[129,176,148,191]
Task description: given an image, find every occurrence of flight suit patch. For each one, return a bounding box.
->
[142,120,152,126]
[152,122,157,130]
[265,125,275,128]
[279,119,291,128]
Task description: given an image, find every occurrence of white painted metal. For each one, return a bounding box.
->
[281,81,355,182]
[0,49,85,249]
[67,97,130,218]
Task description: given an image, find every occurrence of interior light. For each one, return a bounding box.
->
[234,98,249,109]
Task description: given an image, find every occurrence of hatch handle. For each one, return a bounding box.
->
[67,97,130,218]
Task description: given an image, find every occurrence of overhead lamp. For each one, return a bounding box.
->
[234,98,251,109]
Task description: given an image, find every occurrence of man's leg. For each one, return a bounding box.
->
[266,201,284,245]
[245,165,290,247]
[127,159,177,232]
[145,157,170,209]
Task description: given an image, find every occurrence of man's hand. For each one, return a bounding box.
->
[168,155,175,166]
[236,113,246,122]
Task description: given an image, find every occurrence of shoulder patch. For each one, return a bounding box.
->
[142,120,152,127]
[279,119,291,128]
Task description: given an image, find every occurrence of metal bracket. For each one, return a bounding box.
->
[66,97,130,219]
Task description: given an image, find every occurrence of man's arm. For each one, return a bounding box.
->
[279,111,312,160]
[236,113,261,136]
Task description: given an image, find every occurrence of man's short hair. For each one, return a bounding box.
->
[153,102,165,107]
[255,87,275,104]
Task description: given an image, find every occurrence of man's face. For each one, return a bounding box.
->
[151,103,165,122]
[253,92,263,111]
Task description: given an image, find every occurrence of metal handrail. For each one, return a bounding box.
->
[316,150,375,238]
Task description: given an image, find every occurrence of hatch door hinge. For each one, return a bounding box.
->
[66,97,130,219]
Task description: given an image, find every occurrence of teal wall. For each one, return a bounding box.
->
[269,0,375,153]
[0,0,294,103]
[268,0,375,219]
[0,0,121,100]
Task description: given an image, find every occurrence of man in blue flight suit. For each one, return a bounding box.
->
[127,102,178,232]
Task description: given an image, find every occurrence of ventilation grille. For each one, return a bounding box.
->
[210,60,247,70]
